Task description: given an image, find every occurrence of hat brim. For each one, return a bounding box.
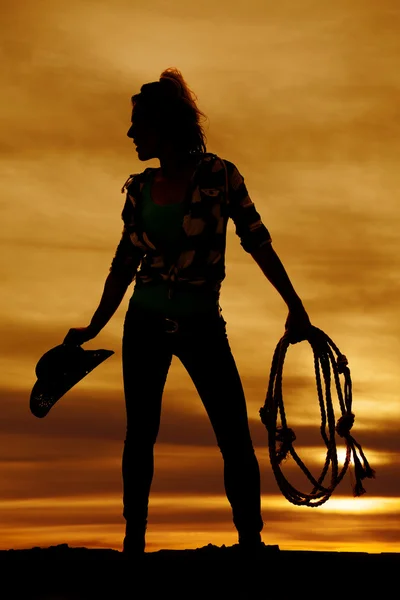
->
[30,349,114,418]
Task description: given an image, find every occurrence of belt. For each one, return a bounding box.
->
[163,311,224,334]
[164,317,179,334]
[125,306,223,335]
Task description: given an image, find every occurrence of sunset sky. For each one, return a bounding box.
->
[1,0,399,554]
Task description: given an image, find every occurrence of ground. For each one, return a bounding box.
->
[2,544,397,599]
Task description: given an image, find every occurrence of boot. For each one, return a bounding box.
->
[238,531,265,559]
[122,522,146,559]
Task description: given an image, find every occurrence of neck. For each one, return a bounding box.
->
[158,149,200,180]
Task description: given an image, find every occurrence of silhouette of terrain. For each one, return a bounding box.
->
[1,543,398,599]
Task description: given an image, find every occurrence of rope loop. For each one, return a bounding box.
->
[259,326,375,507]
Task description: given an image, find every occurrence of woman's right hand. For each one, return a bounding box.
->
[63,326,99,346]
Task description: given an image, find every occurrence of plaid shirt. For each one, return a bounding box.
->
[109,152,272,296]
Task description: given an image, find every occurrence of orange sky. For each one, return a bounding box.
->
[1,0,400,553]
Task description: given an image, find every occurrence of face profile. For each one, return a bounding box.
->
[127,110,162,162]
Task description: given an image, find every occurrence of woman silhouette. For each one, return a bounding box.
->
[64,68,312,557]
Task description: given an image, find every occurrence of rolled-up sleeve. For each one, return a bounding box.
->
[109,199,143,283]
[224,160,272,253]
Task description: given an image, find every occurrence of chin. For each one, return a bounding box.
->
[136,148,154,161]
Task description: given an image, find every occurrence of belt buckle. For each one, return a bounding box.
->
[165,318,179,334]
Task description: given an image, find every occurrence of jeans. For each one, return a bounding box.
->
[121,303,263,537]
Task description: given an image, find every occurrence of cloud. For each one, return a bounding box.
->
[2,380,399,503]
[1,0,400,552]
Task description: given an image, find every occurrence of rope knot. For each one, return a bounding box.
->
[336,412,355,437]
[275,427,296,464]
[336,354,348,374]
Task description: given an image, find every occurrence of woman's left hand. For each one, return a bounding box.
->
[285,304,313,344]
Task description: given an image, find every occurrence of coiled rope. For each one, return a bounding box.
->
[259,326,375,507]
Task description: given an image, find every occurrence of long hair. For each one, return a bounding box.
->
[131,68,208,154]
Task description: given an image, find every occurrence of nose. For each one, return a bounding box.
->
[127,125,135,139]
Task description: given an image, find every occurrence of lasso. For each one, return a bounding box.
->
[259,326,375,507]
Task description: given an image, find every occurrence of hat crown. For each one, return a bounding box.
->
[35,344,86,381]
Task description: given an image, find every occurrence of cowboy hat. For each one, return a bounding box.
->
[30,343,114,418]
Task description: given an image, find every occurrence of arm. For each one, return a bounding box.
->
[251,243,312,341]
[87,271,131,336]
[89,220,143,335]
[63,271,132,345]
[250,243,303,310]
[64,222,143,345]
[224,159,311,341]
